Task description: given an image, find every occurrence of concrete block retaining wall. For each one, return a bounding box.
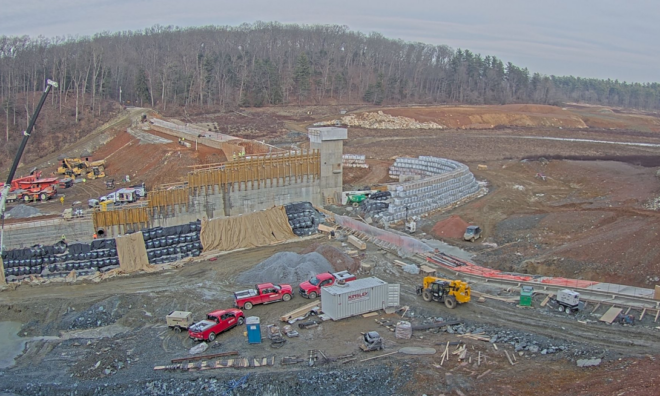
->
[383,156,479,222]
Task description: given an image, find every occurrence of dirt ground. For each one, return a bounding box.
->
[2,104,660,395]
[1,238,659,395]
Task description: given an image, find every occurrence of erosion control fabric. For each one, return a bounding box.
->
[201,206,294,252]
[115,232,154,273]
[0,257,5,285]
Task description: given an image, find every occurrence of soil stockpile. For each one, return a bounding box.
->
[236,251,333,285]
[300,243,360,273]
[431,215,470,239]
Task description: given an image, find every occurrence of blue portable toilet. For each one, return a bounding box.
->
[246,316,261,344]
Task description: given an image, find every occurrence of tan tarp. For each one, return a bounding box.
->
[115,232,155,274]
[0,256,5,285]
[201,206,295,252]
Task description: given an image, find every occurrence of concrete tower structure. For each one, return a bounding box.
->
[308,126,347,204]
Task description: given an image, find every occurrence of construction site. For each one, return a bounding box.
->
[1,100,660,396]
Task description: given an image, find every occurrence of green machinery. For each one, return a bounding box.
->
[520,286,533,307]
[346,194,368,207]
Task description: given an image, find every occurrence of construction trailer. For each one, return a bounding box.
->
[321,277,400,321]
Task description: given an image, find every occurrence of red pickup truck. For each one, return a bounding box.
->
[299,271,357,298]
[188,309,245,342]
[234,283,294,310]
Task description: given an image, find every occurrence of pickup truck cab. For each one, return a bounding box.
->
[188,308,245,341]
[234,283,294,310]
[299,271,357,298]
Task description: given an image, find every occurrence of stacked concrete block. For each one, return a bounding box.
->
[381,156,479,222]
[342,154,369,168]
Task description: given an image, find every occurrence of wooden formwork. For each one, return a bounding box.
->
[188,151,320,191]
[92,207,150,233]
[147,188,190,209]
[92,151,321,231]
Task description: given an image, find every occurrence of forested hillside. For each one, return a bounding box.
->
[1,22,660,145]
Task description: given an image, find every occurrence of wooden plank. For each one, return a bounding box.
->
[393,260,408,267]
[362,312,379,318]
[540,294,552,307]
[599,307,623,324]
[625,307,631,315]
[280,301,321,322]
[347,235,367,250]
[640,308,647,321]
[591,302,601,314]
[655,309,660,323]
[359,351,397,362]
[318,224,337,233]
[504,350,516,366]
[171,351,238,363]
[477,369,491,379]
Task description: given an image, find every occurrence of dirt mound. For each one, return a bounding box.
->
[431,215,470,239]
[383,105,588,129]
[236,251,333,285]
[300,243,359,273]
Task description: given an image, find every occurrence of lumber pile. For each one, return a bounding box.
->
[280,301,320,322]
[154,356,275,371]
[347,235,367,250]
[456,332,491,342]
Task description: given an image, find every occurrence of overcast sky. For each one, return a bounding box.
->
[2,0,658,83]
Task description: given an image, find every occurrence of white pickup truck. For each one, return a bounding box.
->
[100,188,138,204]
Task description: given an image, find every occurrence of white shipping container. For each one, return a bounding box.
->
[321,277,400,321]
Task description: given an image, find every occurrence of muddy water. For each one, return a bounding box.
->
[0,322,26,369]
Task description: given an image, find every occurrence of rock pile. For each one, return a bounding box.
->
[315,111,445,129]
[6,204,42,219]
[236,252,333,285]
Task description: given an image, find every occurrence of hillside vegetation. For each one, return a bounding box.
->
[2,22,660,170]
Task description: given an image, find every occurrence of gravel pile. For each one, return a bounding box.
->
[59,296,125,330]
[236,252,333,285]
[6,204,42,219]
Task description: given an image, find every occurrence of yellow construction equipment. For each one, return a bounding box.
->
[86,160,106,179]
[58,158,106,179]
[416,276,471,309]
[57,158,87,177]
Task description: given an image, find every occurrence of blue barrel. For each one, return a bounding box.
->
[246,316,261,344]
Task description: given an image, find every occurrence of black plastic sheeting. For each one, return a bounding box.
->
[143,220,202,265]
[2,238,119,281]
[358,191,391,216]
[284,201,324,237]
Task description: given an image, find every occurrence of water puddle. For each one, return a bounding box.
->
[0,322,26,369]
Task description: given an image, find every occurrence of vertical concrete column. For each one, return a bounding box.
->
[308,126,347,204]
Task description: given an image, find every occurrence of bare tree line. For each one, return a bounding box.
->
[2,21,660,144]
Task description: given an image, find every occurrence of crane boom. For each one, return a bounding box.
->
[0,79,58,254]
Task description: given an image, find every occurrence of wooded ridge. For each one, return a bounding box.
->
[1,22,659,142]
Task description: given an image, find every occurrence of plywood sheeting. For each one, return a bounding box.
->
[599,307,623,324]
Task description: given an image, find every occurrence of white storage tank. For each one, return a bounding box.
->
[321,277,400,321]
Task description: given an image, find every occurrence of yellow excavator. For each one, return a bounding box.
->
[416,276,471,309]
[57,158,106,179]
[57,158,86,177]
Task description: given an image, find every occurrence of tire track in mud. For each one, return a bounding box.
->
[463,302,660,355]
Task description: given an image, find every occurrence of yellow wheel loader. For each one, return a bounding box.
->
[416,276,471,309]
